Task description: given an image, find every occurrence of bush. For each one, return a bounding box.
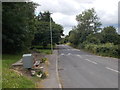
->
[84,43,119,58]
[41,58,48,63]
[37,70,47,79]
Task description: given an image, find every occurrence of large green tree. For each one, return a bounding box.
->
[2,2,37,53]
[76,8,102,33]
[101,26,120,44]
[32,11,64,47]
[69,8,102,46]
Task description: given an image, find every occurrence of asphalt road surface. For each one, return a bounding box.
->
[58,45,119,88]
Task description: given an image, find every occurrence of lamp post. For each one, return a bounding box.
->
[50,13,53,53]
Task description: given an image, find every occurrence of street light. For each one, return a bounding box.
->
[50,13,53,53]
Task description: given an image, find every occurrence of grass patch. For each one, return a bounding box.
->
[2,54,22,68]
[2,54,35,88]
[31,45,56,54]
[2,68,35,88]
[33,49,52,54]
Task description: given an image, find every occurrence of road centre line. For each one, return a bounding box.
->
[106,67,119,73]
[85,59,97,64]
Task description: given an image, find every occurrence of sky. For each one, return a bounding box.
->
[31,0,119,35]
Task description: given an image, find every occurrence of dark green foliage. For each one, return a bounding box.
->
[60,35,69,44]
[2,2,37,53]
[84,43,119,58]
[101,26,120,44]
[85,34,101,44]
[2,3,63,53]
[67,8,120,58]
[32,11,64,47]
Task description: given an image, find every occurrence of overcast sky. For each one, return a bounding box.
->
[32,0,119,35]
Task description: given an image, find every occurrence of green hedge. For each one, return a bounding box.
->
[84,43,119,58]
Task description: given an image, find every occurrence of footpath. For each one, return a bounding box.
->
[41,50,61,88]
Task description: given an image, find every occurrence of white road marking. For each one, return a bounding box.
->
[56,52,62,88]
[85,59,97,64]
[76,54,82,58]
[67,53,72,55]
[60,53,65,56]
[106,67,119,73]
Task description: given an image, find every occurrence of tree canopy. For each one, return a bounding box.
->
[2,3,64,53]
[67,8,119,47]
[2,2,38,53]
[68,8,102,45]
[32,11,64,47]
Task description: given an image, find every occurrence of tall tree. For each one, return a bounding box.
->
[101,26,120,44]
[32,11,64,47]
[68,8,102,46]
[2,2,37,53]
[76,8,102,33]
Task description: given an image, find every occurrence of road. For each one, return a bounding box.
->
[57,45,118,88]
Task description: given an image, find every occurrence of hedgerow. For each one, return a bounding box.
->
[83,43,119,58]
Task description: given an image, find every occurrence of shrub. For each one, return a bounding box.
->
[41,58,48,63]
[84,43,119,58]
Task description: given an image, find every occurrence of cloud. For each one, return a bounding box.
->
[52,13,77,27]
[34,0,81,15]
[32,0,119,35]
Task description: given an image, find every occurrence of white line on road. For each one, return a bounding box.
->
[56,52,62,88]
[106,67,119,73]
[76,54,82,58]
[85,59,97,64]
[60,53,65,56]
[67,53,72,55]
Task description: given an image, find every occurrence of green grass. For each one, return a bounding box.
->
[34,49,52,54]
[2,54,35,88]
[2,54,22,68]
[31,45,56,54]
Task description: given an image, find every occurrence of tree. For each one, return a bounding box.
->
[68,8,102,46]
[2,2,38,53]
[32,11,64,47]
[69,29,79,45]
[76,8,102,33]
[85,34,101,44]
[101,26,117,35]
[37,11,54,22]
[101,26,120,44]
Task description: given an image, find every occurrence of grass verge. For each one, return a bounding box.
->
[33,49,52,54]
[2,54,35,88]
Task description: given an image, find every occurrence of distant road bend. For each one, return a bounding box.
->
[58,45,118,88]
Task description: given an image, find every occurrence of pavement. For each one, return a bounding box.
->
[58,45,119,88]
[41,50,61,88]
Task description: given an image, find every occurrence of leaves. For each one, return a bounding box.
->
[32,11,64,47]
[2,2,38,53]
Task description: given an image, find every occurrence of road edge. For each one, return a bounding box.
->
[55,49,62,88]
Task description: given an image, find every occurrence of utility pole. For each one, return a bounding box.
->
[50,13,53,53]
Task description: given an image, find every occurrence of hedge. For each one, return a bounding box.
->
[83,43,119,58]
